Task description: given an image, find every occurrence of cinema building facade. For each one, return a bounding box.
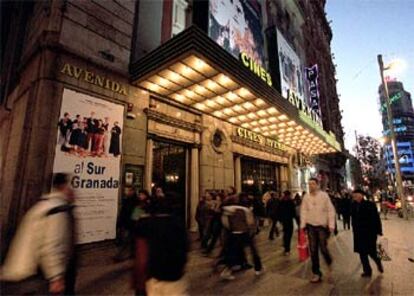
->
[1,0,345,247]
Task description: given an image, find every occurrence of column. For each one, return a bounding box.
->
[144,138,153,192]
[234,156,241,193]
[189,145,200,232]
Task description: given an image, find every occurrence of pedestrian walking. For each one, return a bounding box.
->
[195,195,208,241]
[342,192,352,230]
[380,190,389,219]
[133,193,188,296]
[200,192,215,249]
[203,193,223,254]
[1,173,77,295]
[267,192,280,240]
[351,189,384,277]
[220,194,263,280]
[114,187,137,262]
[131,190,151,223]
[278,191,296,255]
[293,192,302,227]
[300,178,336,283]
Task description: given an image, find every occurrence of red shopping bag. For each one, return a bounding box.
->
[297,229,309,262]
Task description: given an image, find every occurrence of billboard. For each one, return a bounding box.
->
[384,142,414,173]
[53,89,124,244]
[276,29,306,102]
[208,0,265,67]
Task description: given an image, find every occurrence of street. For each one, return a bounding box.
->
[6,214,414,296]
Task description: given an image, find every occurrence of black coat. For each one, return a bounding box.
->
[278,198,296,224]
[266,198,280,220]
[351,200,382,254]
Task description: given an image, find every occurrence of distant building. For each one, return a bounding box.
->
[379,80,414,184]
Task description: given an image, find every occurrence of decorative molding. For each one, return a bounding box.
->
[145,108,202,133]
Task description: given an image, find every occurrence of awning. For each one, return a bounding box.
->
[130,26,341,155]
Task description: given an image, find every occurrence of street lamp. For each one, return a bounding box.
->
[377,54,408,219]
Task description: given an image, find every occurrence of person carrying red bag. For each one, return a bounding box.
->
[300,178,336,283]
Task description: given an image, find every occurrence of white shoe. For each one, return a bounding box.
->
[255,267,265,276]
[220,268,235,280]
[310,274,322,283]
[284,252,291,256]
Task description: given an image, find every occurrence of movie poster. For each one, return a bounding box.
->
[53,89,124,244]
[208,0,266,67]
[276,29,306,102]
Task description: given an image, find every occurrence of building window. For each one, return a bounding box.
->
[241,157,278,197]
[172,0,188,37]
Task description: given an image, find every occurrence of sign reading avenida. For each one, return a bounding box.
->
[236,127,286,151]
[61,63,128,96]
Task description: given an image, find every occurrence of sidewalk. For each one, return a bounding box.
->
[3,214,414,295]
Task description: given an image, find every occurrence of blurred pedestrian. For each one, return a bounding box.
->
[278,191,296,255]
[293,192,302,227]
[351,189,384,277]
[203,192,223,254]
[133,194,188,296]
[300,178,336,283]
[114,187,137,262]
[195,195,208,241]
[220,194,262,280]
[200,192,216,249]
[131,190,151,223]
[342,191,352,230]
[266,192,280,240]
[1,173,77,295]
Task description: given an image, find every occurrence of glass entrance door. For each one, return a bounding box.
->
[152,140,187,225]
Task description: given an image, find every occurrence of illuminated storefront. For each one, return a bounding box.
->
[130,26,341,229]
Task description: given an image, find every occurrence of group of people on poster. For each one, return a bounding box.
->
[58,111,121,157]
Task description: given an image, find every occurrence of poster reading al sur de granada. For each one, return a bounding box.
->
[52,88,124,244]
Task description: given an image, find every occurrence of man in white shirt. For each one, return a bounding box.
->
[300,178,336,283]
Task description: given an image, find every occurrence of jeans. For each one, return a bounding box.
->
[307,225,332,276]
[359,251,382,274]
[282,221,293,252]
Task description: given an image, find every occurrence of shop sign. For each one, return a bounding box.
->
[305,64,320,113]
[240,52,272,87]
[52,89,124,244]
[61,63,128,96]
[236,127,286,151]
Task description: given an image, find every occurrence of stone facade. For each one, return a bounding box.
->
[0,0,146,250]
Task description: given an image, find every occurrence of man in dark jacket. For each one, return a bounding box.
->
[266,192,280,240]
[278,191,296,255]
[351,189,384,277]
